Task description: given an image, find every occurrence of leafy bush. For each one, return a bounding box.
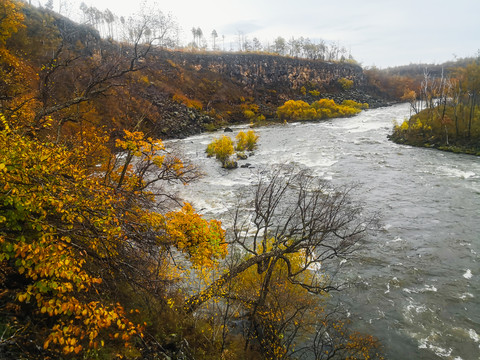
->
[172,93,203,110]
[235,130,258,152]
[338,77,354,90]
[276,99,366,121]
[207,130,259,167]
[244,130,259,151]
[206,135,235,167]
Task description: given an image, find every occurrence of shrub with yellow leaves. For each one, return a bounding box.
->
[0,121,224,358]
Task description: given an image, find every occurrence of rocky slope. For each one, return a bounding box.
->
[138,50,394,137]
[9,4,395,140]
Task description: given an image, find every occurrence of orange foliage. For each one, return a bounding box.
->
[172,93,203,110]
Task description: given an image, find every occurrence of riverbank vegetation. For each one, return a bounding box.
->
[0,2,387,358]
[277,99,368,122]
[389,58,480,155]
[206,130,259,168]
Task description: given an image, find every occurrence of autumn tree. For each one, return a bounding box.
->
[17,5,174,139]
[0,3,229,357]
[391,58,480,153]
[0,114,231,357]
[460,58,480,138]
[0,0,38,120]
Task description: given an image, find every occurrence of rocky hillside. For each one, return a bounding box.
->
[136,50,393,136]
[3,3,394,140]
[158,50,392,106]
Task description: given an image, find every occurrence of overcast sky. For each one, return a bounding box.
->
[50,0,479,68]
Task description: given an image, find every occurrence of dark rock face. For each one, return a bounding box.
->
[146,51,393,138]
[145,92,215,139]
[169,52,367,92]
[158,51,393,109]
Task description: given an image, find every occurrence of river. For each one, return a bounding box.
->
[165,103,480,360]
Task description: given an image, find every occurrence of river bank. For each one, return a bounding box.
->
[388,129,480,156]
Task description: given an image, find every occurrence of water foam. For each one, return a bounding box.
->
[469,329,480,343]
[463,269,473,279]
[459,293,474,300]
[422,285,438,292]
[418,334,453,358]
[437,166,476,179]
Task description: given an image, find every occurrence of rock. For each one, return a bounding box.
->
[240,163,252,168]
[224,127,233,132]
[223,159,238,169]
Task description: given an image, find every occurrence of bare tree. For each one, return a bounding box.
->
[185,166,378,313]
[191,27,197,47]
[211,29,218,50]
[32,15,156,131]
[196,27,203,48]
[182,166,380,358]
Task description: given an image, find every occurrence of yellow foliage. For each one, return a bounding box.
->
[235,131,247,152]
[235,130,258,152]
[0,0,24,46]
[0,0,38,123]
[230,249,325,359]
[163,203,227,269]
[0,120,206,357]
[205,135,235,165]
[277,99,365,121]
[400,120,409,131]
[257,114,266,122]
[243,109,255,120]
[0,126,142,355]
[401,89,417,103]
[338,77,354,90]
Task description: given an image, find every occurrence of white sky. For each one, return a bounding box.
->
[46,0,479,68]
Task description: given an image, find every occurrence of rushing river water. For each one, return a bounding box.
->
[166,103,479,360]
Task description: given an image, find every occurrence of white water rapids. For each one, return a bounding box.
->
[165,103,480,360]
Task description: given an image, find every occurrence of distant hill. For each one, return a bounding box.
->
[381,57,475,78]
